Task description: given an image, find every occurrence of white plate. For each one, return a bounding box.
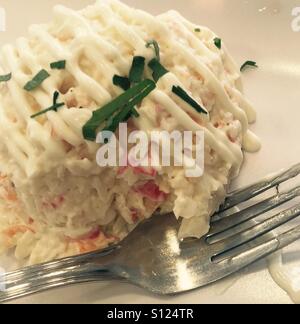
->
[1,0,300,304]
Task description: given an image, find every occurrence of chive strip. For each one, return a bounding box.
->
[101,104,135,143]
[82,79,156,141]
[129,56,145,84]
[148,58,169,83]
[146,40,160,61]
[0,73,12,83]
[30,103,64,118]
[52,91,63,111]
[102,104,134,135]
[131,107,140,118]
[30,91,64,118]
[50,60,66,70]
[102,101,141,143]
[214,37,222,49]
[98,82,152,138]
[172,86,208,115]
[113,75,131,91]
[24,69,50,91]
[240,61,258,72]
[106,115,115,127]
[194,28,201,33]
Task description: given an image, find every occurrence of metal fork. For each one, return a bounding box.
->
[0,163,300,302]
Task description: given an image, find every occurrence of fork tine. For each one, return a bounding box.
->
[211,204,300,257]
[277,224,300,249]
[209,186,300,238]
[217,239,278,274]
[220,163,300,211]
[217,224,300,276]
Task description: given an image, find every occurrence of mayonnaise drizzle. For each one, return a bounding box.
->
[268,252,300,304]
[0,0,260,178]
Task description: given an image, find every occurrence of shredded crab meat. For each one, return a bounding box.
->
[135,181,169,202]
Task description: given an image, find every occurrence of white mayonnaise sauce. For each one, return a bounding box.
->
[268,252,300,304]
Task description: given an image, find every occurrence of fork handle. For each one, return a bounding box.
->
[0,247,120,303]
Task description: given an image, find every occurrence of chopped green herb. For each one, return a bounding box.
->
[82,79,156,141]
[0,73,12,83]
[131,107,140,118]
[50,60,66,70]
[24,69,50,91]
[146,40,160,61]
[129,56,145,84]
[194,28,201,33]
[30,91,64,118]
[214,37,222,49]
[172,86,208,115]
[53,92,61,108]
[102,103,136,141]
[240,61,258,72]
[113,75,131,91]
[148,58,169,83]
[106,115,115,128]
